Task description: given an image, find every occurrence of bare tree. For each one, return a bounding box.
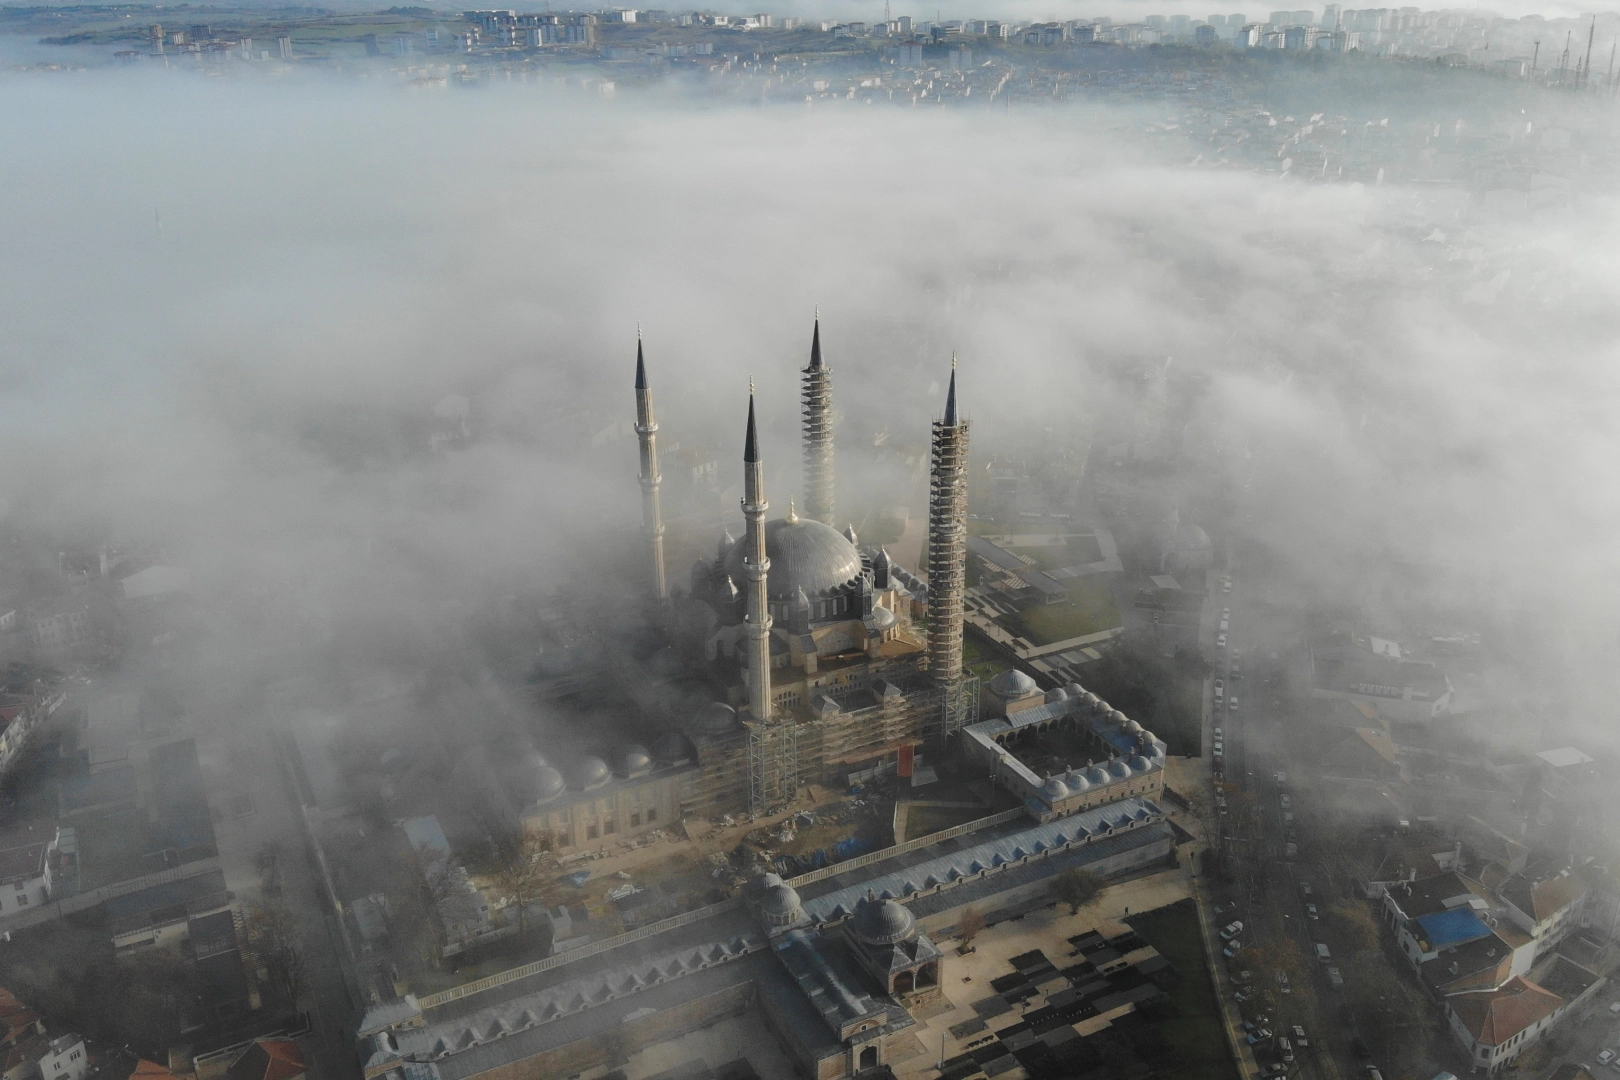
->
[247,902,307,1008]
[958,906,987,946]
[1052,868,1105,916]
[486,828,558,936]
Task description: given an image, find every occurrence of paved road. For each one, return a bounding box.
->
[1208,569,1350,1080]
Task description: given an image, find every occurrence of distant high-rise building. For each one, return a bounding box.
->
[393,33,412,55]
[362,33,380,55]
[277,36,292,58]
[1195,23,1219,43]
[1170,13,1192,35]
[1322,3,1342,28]
[1208,14,1227,26]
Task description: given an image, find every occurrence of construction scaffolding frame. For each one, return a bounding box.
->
[747,722,801,813]
[937,672,981,738]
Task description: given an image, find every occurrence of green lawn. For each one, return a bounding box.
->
[1003,577,1121,646]
[1127,899,1243,1080]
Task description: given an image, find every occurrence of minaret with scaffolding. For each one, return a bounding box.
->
[801,314,835,526]
[634,333,668,601]
[927,359,975,735]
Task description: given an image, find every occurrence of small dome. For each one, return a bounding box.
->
[758,872,784,889]
[1066,771,1091,792]
[1086,765,1110,785]
[871,604,899,630]
[1130,756,1153,774]
[1064,683,1085,699]
[532,766,566,802]
[1148,742,1167,760]
[851,897,914,945]
[1123,718,1143,735]
[760,883,802,918]
[691,701,739,736]
[620,745,652,776]
[1087,695,1107,713]
[653,732,694,764]
[1110,709,1129,725]
[1109,759,1132,779]
[1045,687,1069,704]
[990,669,1039,699]
[579,757,611,789]
[1042,777,1070,800]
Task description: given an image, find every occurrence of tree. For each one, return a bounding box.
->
[1052,868,1105,915]
[486,827,558,936]
[247,902,307,1008]
[958,906,987,946]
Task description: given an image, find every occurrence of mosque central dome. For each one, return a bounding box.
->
[725,516,864,602]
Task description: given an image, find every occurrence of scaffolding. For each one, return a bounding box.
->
[801,359,834,526]
[938,672,981,738]
[747,721,801,812]
[926,413,970,686]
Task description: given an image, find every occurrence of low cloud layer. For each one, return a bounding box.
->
[2,67,1617,732]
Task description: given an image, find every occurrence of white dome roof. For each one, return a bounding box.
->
[1042,777,1071,800]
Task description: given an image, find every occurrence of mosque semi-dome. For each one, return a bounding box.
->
[724,516,864,602]
[653,732,694,764]
[620,745,653,776]
[691,701,740,736]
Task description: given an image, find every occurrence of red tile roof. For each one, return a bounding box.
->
[225,1041,306,1080]
[1448,976,1563,1047]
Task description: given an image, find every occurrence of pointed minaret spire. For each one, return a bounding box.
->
[744,388,760,463]
[633,333,667,600]
[801,313,835,525]
[740,388,772,723]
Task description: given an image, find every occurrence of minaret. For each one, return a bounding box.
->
[634,334,668,600]
[801,314,835,526]
[741,388,773,721]
[926,359,970,689]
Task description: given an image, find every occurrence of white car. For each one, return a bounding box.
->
[1609,1001,1620,1015]
[1223,579,1232,593]
[1221,920,1244,939]
[1229,697,1239,711]
[1279,795,1292,809]
[1214,726,1223,738]
[1217,633,1227,648]
[1214,679,1224,694]
[1599,1050,1615,1065]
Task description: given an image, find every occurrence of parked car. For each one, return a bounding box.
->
[1217,633,1227,648]
[1221,921,1245,939]
[1291,1024,1308,1048]
[1328,966,1345,990]
[1315,944,1331,963]
[1275,971,1290,994]
[1279,1036,1294,1064]
[1246,1030,1273,1046]
[1599,1050,1615,1065]
[1609,1001,1620,1015]
[1224,940,1244,958]
[1214,725,1223,738]
[1300,882,1312,898]
[1223,578,1232,593]
[1306,903,1319,920]
[1214,680,1223,694]
[1230,697,1239,711]
[1279,795,1292,809]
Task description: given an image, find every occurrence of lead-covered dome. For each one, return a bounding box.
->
[691,701,739,736]
[725,517,864,602]
[990,669,1039,699]
[1086,765,1110,785]
[851,897,915,945]
[1042,777,1071,801]
[620,745,652,777]
[578,757,611,789]
[1108,759,1132,779]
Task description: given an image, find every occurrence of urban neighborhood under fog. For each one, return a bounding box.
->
[2,5,1620,1080]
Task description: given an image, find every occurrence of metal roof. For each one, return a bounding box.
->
[725,517,864,601]
[800,797,1165,924]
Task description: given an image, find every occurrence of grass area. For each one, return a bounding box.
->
[1127,899,1242,1080]
[1003,577,1122,646]
[898,802,987,842]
